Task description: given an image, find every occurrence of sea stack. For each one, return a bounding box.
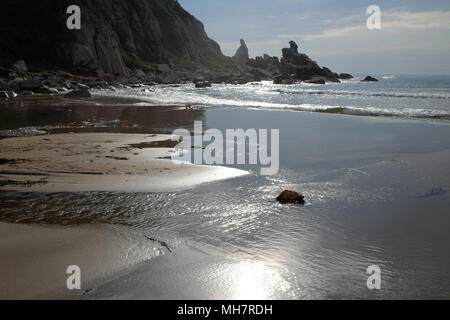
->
[362,76,379,82]
[232,39,250,66]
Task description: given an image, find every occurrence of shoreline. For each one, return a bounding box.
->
[1,85,450,127]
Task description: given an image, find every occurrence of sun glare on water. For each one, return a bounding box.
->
[225,260,289,299]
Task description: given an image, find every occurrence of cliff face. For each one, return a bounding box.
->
[0,0,232,76]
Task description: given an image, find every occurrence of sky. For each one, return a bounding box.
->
[178,0,450,75]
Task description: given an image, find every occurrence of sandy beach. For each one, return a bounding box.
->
[2,0,450,304]
[0,97,253,299]
[0,131,248,299]
[1,86,450,299]
[0,133,248,193]
[0,221,171,299]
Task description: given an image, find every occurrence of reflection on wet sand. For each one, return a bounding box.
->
[0,96,205,135]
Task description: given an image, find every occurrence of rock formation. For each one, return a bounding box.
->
[0,2,354,86]
[276,190,305,205]
[0,91,9,99]
[231,39,249,66]
[246,40,350,84]
[362,76,378,82]
[278,40,341,84]
[339,73,353,79]
[0,0,234,79]
[193,80,212,88]
[64,89,92,98]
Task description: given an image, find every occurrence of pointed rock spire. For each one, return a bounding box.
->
[231,39,249,66]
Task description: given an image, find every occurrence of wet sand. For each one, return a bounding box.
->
[0,95,203,136]
[1,93,450,299]
[0,221,167,299]
[0,96,249,299]
[0,133,248,193]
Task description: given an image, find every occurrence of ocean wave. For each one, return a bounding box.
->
[272,88,450,100]
[92,86,450,121]
[0,127,47,137]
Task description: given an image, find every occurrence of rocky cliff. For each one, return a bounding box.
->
[0,1,354,87]
[0,0,233,79]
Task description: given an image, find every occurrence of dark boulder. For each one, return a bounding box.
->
[20,90,34,96]
[362,76,378,82]
[274,74,296,85]
[0,79,10,91]
[0,91,9,99]
[11,60,28,73]
[35,87,59,95]
[339,73,353,79]
[19,79,43,91]
[276,190,305,204]
[305,78,326,85]
[194,80,212,88]
[64,89,92,98]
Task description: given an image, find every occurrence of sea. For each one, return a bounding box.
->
[99,74,450,121]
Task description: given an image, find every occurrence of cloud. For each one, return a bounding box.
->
[310,43,437,58]
[299,10,450,40]
[219,9,450,66]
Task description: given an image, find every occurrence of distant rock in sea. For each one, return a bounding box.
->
[362,76,379,82]
[246,40,341,84]
[340,73,354,79]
